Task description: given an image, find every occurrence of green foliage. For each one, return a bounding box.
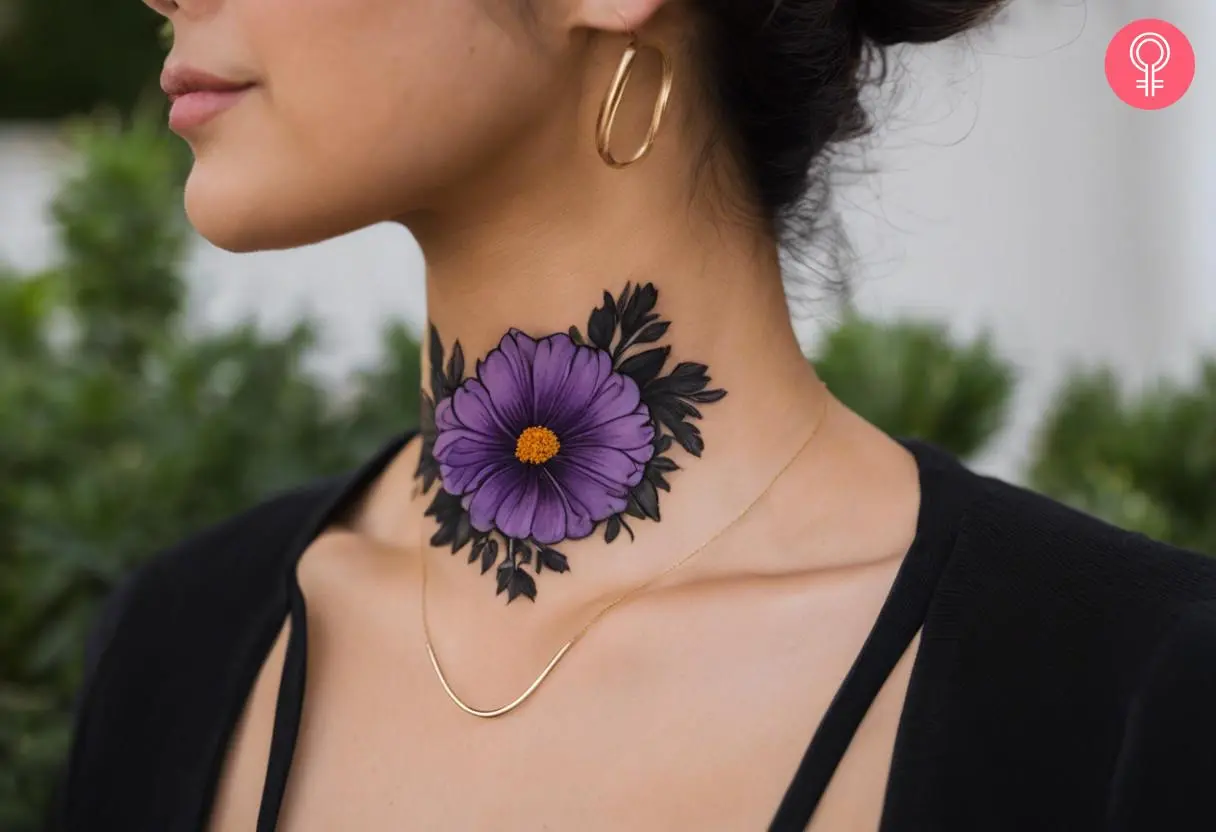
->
[1030,364,1216,555]
[343,321,425,460]
[812,313,1017,459]
[49,107,193,369]
[0,110,419,830]
[0,0,165,119]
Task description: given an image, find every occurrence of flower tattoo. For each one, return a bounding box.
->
[416,283,726,602]
[434,330,656,544]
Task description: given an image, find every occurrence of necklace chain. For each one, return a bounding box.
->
[420,385,831,718]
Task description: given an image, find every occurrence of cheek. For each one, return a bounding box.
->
[246,0,425,155]
[253,0,534,182]
[184,0,549,251]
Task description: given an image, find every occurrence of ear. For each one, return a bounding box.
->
[566,0,670,33]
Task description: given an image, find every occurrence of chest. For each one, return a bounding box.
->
[208,579,914,831]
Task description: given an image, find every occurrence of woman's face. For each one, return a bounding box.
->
[146,0,592,252]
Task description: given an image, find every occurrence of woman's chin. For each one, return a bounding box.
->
[183,173,335,254]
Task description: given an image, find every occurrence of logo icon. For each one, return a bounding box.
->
[1106,19,1195,110]
[1131,32,1169,97]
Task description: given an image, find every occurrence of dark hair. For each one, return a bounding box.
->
[692,0,1009,244]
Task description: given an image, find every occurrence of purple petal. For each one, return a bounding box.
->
[530,334,577,420]
[540,344,614,432]
[433,425,499,462]
[564,412,655,460]
[494,468,541,540]
[506,328,538,363]
[466,464,526,533]
[558,444,649,492]
[478,331,538,431]
[562,373,644,438]
[548,455,635,521]
[530,474,568,545]
[551,453,634,494]
[434,395,461,433]
[437,438,508,495]
[450,380,514,440]
[541,469,595,539]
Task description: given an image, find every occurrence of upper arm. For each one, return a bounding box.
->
[80,573,140,697]
[46,571,143,830]
[1107,600,1216,831]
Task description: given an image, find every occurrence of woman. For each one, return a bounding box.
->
[56,0,1216,830]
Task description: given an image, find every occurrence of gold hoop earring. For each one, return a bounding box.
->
[595,36,673,169]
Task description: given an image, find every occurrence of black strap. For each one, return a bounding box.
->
[255,579,310,832]
[256,434,412,832]
[768,438,969,831]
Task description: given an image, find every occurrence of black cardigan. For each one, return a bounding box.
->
[53,435,1216,830]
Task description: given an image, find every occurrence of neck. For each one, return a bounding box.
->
[396,182,825,614]
[419,202,795,382]
[371,34,829,614]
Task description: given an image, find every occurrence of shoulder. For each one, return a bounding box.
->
[913,447,1216,822]
[957,465,1216,811]
[57,474,348,827]
[977,467,1216,598]
[957,468,1216,616]
[968,468,1216,681]
[915,443,1216,689]
[1105,595,1216,829]
[904,436,1216,638]
[84,473,347,680]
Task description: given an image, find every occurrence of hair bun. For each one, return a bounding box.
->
[855,0,1009,47]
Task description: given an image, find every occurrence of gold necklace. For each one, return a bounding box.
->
[421,385,831,719]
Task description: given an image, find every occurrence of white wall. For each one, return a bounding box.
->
[811,0,1212,477]
[1,0,1209,481]
[1150,1,1216,373]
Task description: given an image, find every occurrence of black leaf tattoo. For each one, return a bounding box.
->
[480,538,499,574]
[537,547,570,573]
[617,346,671,387]
[587,291,617,352]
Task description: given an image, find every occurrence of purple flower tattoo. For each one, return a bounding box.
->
[433,330,656,544]
[416,283,727,602]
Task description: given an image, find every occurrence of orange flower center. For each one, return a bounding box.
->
[515,426,560,465]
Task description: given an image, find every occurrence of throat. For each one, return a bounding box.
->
[410,218,822,606]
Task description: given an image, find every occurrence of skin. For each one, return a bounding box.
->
[145,0,925,829]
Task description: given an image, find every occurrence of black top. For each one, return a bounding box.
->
[53,434,1216,831]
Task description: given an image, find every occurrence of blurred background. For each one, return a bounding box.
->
[0,0,1212,827]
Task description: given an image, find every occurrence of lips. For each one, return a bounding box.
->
[161,65,257,133]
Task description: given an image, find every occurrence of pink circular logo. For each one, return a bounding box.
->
[1106,19,1195,110]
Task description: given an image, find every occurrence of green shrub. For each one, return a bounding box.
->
[0,0,164,119]
[1030,364,1216,554]
[812,314,1017,459]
